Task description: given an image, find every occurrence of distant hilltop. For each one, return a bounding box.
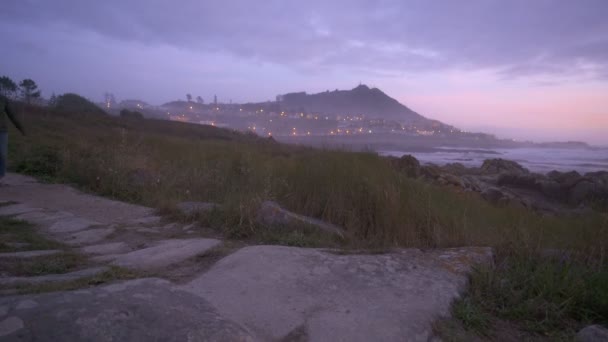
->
[277,84,428,123]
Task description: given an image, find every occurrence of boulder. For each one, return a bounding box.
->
[496,173,541,190]
[585,171,608,187]
[438,173,464,187]
[389,155,421,178]
[547,170,583,188]
[420,164,442,180]
[538,179,568,201]
[256,201,346,239]
[569,180,604,205]
[480,159,528,175]
[576,325,608,342]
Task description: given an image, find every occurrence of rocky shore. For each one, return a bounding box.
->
[389,155,608,215]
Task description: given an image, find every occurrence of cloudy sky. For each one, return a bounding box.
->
[2,0,608,144]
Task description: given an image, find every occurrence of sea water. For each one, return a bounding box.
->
[380,147,608,174]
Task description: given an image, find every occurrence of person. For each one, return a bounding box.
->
[0,94,26,184]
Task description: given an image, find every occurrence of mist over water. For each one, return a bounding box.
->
[381,147,608,174]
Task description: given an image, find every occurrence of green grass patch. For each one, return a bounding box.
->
[9,266,143,294]
[0,252,85,276]
[0,216,64,252]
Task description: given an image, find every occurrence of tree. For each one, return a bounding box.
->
[48,93,58,106]
[196,96,204,104]
[19,79,41,104]
[186,94,192,102]
[0,76,17,98]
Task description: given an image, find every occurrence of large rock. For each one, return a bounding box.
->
[256,201,346,239]
[389,155,421,178]
[480,158,528,175]
[547,170,583,188]
[420,164,442,180]
[0,278,254,341]
[569,180,603,205]
[181,245,493,342]
[576,325,608,342]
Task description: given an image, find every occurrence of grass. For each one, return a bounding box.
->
[6,102,608,338]
[8,266,143,294]
[0,216,64,252]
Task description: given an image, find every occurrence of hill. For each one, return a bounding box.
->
[278,84,427,123]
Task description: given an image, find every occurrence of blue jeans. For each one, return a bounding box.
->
[0,132,7,178]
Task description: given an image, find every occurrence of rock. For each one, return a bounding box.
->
[438,173,464,187]
[547,170,583,188]
[389,155,421,178]
[176,201,220,216]
[64,227,115,246]
[0,267,110,286]
[441,163,471,176]
[0,278,254,341]
[80,242,130,255]
[126,215,162,226]
[14,210,74,225]
[111,238,221,270]
[570,180,602,205]
[256,201,346,239]
[480,158,528,175]
[585,171,608,187]
[48,217,101,234]
[0,250,62,259]
[576,325,608,342]
[538,179,568,200]
[0,316,24,338]
[481,187,506,205]
[181,245,493,342]
[496,173,540,190]
[0,204,42,216]
[420,164,442,180]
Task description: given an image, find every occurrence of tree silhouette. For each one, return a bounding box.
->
[186,94,192,102]
[0,76,17,98]
[19,79,41,104]
[196,96,204,104]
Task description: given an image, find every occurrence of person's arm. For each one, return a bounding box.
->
[5,101,25,135]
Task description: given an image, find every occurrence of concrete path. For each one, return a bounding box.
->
[1,173,493,341]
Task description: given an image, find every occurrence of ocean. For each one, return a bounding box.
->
[380,147,608,174]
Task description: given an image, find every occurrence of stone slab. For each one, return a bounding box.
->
[0,267,109,286]
[48,217,101,234]
[181,245,493,342]
[111,239,221,270]
[0,250,62,259]
[64,228,115,246]
[0,278,254,341]
[80,242,130,255]
[0,205,42,217]
[14,211,74,226]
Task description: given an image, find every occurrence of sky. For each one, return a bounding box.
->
[2,0,608,145]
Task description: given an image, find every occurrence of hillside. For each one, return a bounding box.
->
[279,84,427,123]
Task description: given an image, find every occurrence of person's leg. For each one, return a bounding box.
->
[0,132,7,181]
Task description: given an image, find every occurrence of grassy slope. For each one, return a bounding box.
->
[7,103,608,338]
